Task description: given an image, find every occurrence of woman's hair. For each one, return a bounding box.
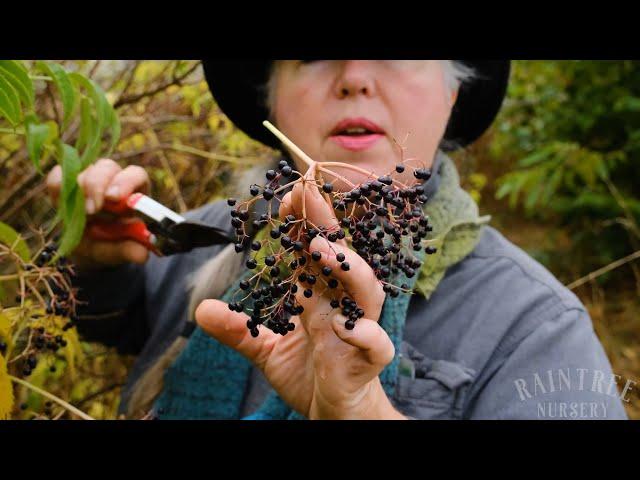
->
[441,60,477,94]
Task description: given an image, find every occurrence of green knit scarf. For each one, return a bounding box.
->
[153,154,489,419]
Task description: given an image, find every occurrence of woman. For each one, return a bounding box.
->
[46,60,627,419]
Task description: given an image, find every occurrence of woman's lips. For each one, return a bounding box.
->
[330,133,384,151]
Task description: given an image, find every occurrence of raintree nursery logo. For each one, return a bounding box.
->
[513,368,635,419]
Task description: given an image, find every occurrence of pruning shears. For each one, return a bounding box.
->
[87,193,234,256]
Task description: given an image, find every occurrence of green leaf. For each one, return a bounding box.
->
[0,221,30,262]
[56,186,86,258]
[69,73,112,167]
[57,142,82,217]
[517,146,554,168]
[69,73,109,129]
[24,114,52,174]
[35,61,77,131]
[0,73,21,126]
[0,60,34,109]
[74,97,92,153]
[524,182,544,212]
[494,181,512,200]
[54,143,86,257]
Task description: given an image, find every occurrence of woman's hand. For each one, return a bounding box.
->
[196,176,406,419]
[46,158,151,269]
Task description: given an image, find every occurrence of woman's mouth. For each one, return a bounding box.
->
[329,118,385,152]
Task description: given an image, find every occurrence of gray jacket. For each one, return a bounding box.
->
[74,189,628,420]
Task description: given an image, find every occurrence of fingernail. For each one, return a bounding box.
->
[333,314,348,329]
[85,198,95,214]
[106,185,120,199]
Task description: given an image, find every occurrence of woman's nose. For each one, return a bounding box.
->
[333,61,376,99]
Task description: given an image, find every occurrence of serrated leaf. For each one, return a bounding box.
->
[56,142,82,220]
[69,72,117,167]
[74,97,92,153]
[494,181,512,200]
[55,143,85,257]
[524,182,544,212]
[0,221,30,262]
[57,186,86,258]
[0,74,21,126]
[35,61,77,131]
[0,60,34,109]
[517,145,554,168]
[69,73,109,128]
[24,114,52,174]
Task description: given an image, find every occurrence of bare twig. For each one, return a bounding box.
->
[567,249,640,290]
[114,61,200,109]
[10,375,95,420]
[0,157,56,221]
[111,143,264,165]
[143,122,187,212]
[87,60,102,79]
[75,383,125,408]
[113,61,140,107]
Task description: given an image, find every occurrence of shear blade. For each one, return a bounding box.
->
[166,220,235,251]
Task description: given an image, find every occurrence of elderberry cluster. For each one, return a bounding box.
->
[226,160,438,338]
[10,242,78,377]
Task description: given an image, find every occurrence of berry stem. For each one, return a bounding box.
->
[10,375,95,420]
[263,121,316,169]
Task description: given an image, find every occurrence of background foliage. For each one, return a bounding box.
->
[0,60,638,419]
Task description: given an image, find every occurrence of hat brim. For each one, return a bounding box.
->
[202,60,510,152]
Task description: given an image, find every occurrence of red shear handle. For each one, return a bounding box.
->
[87,220,157,252]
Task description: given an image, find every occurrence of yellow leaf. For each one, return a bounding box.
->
[0,354,14,419]
[0,311,11,342]
[62,325,84,382]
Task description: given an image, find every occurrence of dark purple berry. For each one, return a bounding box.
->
[340,262,350,271]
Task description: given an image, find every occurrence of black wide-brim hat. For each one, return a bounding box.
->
[202,60,510,151]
